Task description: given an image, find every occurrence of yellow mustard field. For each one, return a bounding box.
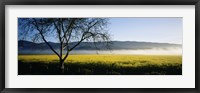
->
[18,54,182,67]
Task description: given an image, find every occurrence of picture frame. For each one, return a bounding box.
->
[0,0,199,93]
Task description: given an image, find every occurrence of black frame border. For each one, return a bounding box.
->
[0,0,200,93]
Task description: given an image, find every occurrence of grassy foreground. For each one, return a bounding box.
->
[18,54,182,75]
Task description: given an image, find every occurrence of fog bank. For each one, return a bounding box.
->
[19,47,182,55]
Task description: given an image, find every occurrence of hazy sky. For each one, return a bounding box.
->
[109,18,182,44]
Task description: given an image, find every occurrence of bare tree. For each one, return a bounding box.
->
[18,18,111,73]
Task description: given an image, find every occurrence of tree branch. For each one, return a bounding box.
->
[32,18,60,58]
[53,21,62,42]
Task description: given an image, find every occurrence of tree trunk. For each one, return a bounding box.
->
[60,59,65,74]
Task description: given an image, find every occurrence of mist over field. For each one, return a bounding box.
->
[19,48,182,55]
[71,48,182,55]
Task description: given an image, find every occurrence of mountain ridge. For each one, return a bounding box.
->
[18,40,181,50]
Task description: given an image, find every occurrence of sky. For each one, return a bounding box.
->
[18,18,182,44]
[109,18,182,44]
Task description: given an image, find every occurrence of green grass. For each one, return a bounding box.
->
[18,54,182,75]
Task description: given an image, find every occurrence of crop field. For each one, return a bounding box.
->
[18,54,182,75]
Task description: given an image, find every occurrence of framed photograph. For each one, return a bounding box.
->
[0,0,199,93]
